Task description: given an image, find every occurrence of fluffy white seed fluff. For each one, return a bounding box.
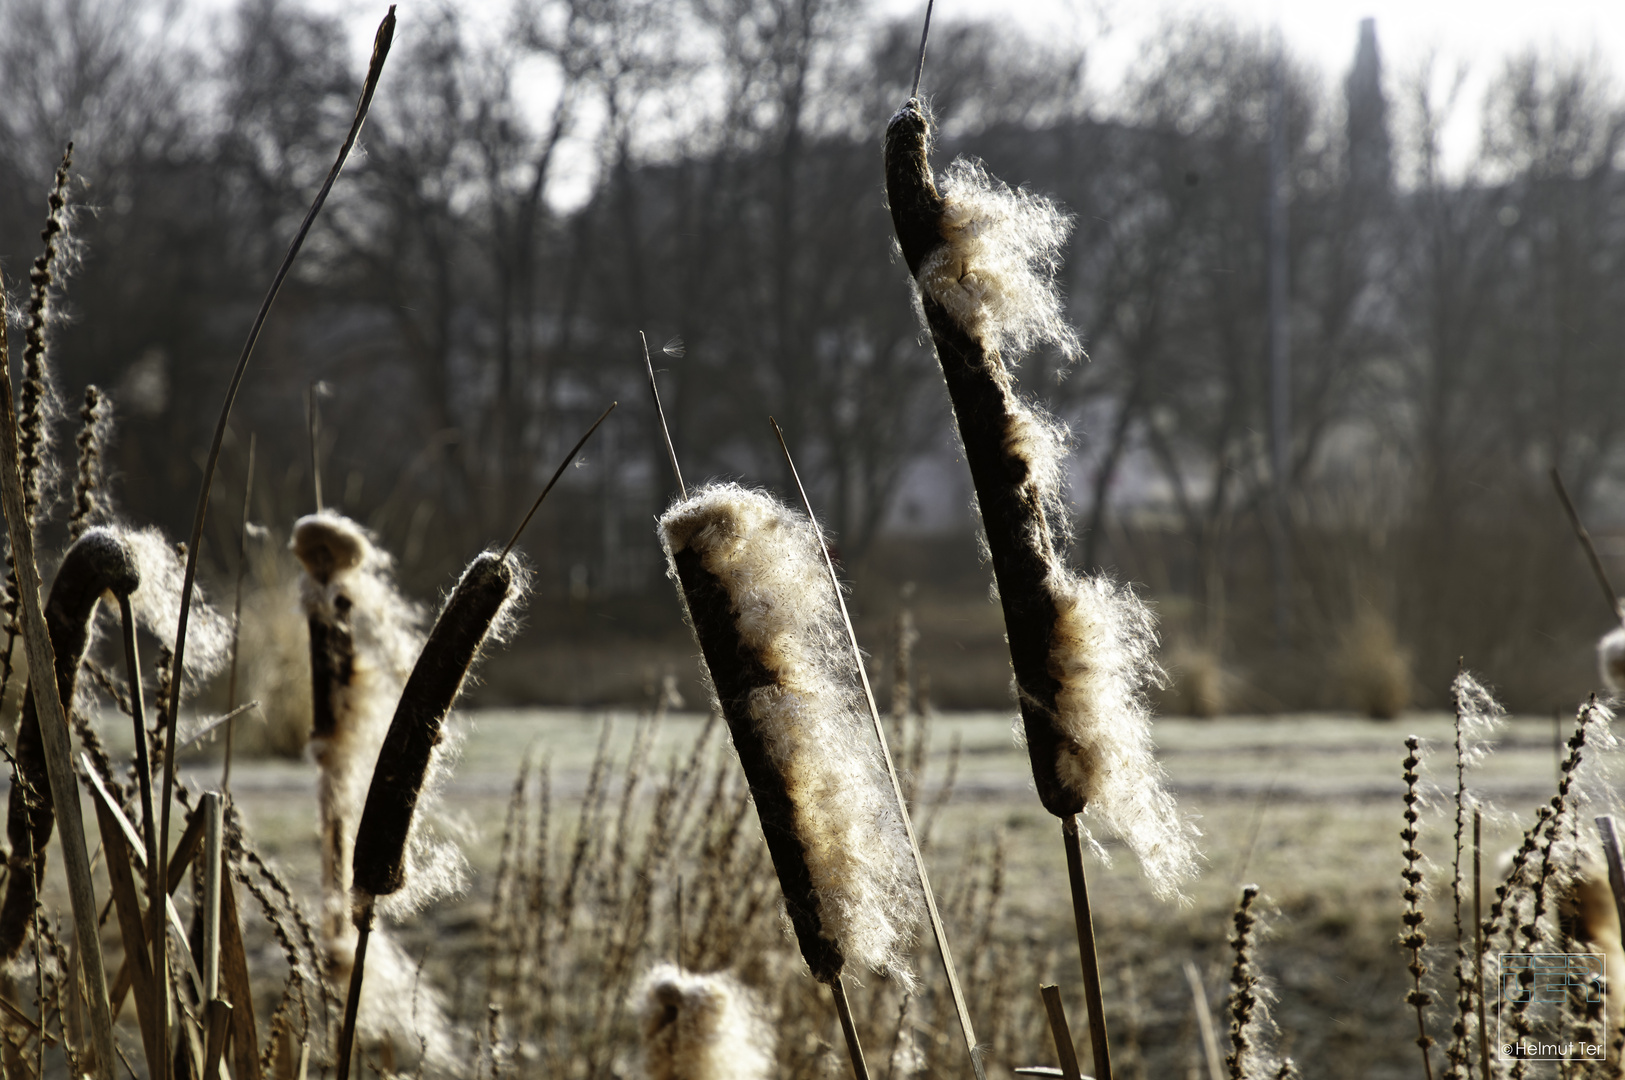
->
[1050,569,1200,898]
[635,964,773,1080]
[660,485,923,983]
[1599,625,1625,695]
[1450,670,1506,775]
[992,379,1199,897]
[121,526,232,690]
[917,157,1081,363]
[293,513,425,821]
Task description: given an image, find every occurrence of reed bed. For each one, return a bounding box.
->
[3,7,1625,1080]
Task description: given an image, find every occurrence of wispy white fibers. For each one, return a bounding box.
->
[660,484,923,983]
[292,513,425,830]
[121,526,232,690]
[885,105,1197,899]
[635,964,773,1080]
[1598,626,1625,695]
[917,157,1081,363]
[1049,571,1198,895]
[1450,670,1506,776]
[1001,385,1198,897]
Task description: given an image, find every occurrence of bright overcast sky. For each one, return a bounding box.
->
[282,0,1625,186]
[885,0,1625,168]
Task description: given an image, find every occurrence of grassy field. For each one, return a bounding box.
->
[150,706,1588,1079]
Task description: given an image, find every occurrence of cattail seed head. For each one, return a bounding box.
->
[635,964,773,1080]
[352,550,525,907]
[885,97,1197,898]
[292,512,425,954]
[660,484,923,986]
[0,527,139,961]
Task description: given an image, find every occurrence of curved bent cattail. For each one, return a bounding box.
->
[660,484,922,986]
[352,551,524,903]
[293,512,424,960]
[885,98,1197,896]
[635,963,774,1080]
[0,528,138,960]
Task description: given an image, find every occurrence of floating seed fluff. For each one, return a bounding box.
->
[661,484,921,984]
[636,963,773,1080]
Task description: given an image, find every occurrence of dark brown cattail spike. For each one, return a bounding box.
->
[666,543,844,983]
[0,529,140,962]
[352,552,514,899]
[295,517,363,746]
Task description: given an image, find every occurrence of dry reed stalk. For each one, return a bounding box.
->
[1400,737,1435,1080]
[1446,673,1503,1079]
[1474,810,1489,1080]
[1551,467,1622,621]
[1183,961,1225,1080]
[223,433,256,792]
[0,273,114,1078]
[770,420,984,1080]
[1037,984,1082,1080]
[156,18,395,1067]
[1226,886,1260,1080]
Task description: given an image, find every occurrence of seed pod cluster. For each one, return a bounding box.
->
[885,99,1196,895]
[0,528,138,959]
[660,484,921,986]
